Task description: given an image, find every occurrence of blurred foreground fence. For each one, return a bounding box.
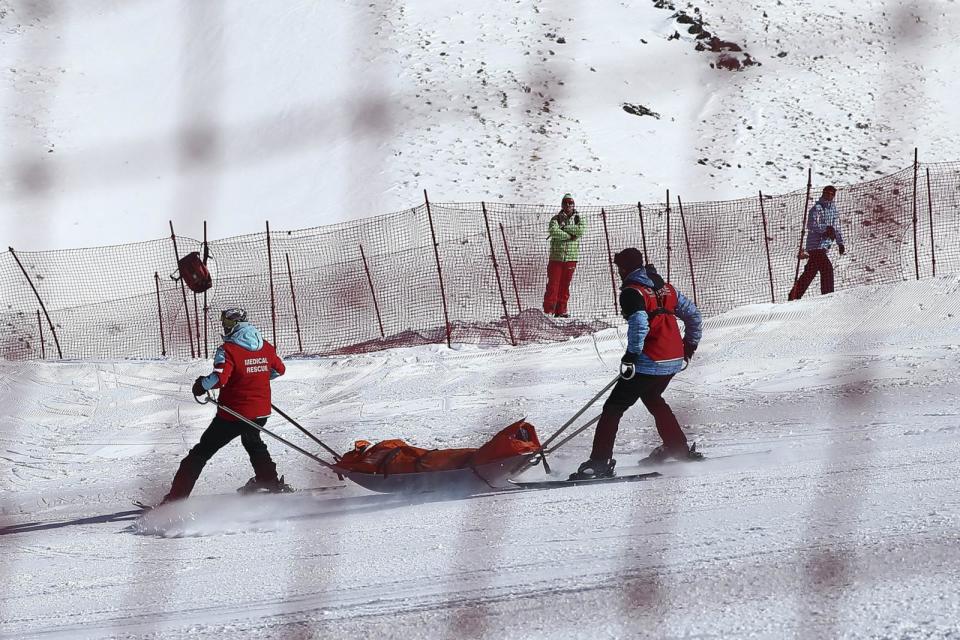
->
[3,160,959,361]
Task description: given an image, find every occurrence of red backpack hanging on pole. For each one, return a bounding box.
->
[172,244,212,293]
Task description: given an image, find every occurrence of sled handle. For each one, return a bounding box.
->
[194,392,339,470]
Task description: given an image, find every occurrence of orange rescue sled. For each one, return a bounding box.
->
[332,419,541,493]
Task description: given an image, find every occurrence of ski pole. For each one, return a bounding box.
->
[541,414,601,456]
[271,403,342,462]
[196,394,340,471]
[538,375,619,451]
[519,414,603,476]
[521,375,619,475]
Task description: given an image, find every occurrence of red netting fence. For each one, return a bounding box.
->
[3,161,959,360]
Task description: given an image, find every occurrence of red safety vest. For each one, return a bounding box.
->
[215,340,285,420]
[624,282,684,362]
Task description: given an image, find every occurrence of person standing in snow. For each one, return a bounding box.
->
[788,185,846,300]
[161,308,290,503]
[543,193,586,318]
[570,248,703,480]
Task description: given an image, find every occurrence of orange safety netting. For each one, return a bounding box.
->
[6,161,959,360]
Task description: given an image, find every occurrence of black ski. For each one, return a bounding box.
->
[132,500,153,511]
[638,448,772,467]
[508,471,661,489]
[237,474,296,495]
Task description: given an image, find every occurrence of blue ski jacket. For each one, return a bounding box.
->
[805,198,845,252]
[620,268,702,376]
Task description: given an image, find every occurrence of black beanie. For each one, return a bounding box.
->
[613,248,645,273]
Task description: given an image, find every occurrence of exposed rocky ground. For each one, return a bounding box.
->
[654,0,761,72]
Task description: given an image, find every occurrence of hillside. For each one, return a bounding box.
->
[1,0,958,250]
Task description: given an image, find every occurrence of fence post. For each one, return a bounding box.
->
[202,220,209,359]
[600,209,620,316]
[665,190,672,282]
[758,191,776,303]
[36,309,46,359]
[8,247,62,359]
[637,202,649,261]
[926,167,936,277]
[358,244,385,339]
[676,196,698,307]
[154,272,167,356]
[481,203,516,346]
[499,222,523,314]
[193,294,201,357]
[423,191,452,348]
[284,253,305,352]
[912,148,919,280]
[793,169,813,287]
[266,221,278,345]
[168,221,195,358]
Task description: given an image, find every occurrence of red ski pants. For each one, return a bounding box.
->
[543,260,577,315]
[788,249,834,300]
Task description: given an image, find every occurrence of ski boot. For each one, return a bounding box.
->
[237,475,295,495]
[640,442,704,465]
[568,458,616,481]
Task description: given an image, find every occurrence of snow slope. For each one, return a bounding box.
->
[3,276,960,638]
[1,0,959,250]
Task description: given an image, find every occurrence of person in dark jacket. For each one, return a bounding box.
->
[789,185,846,300]
[161,308,290,503]
[570,248,703,480]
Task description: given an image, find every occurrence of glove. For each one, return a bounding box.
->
[824,226,836,240]
[683,342,697,363]
[573,214,580,225]
[191,376,207,397]
[620,351,638,380]
[838,244,845,256]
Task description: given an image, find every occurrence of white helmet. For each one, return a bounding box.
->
[220,307,247,335]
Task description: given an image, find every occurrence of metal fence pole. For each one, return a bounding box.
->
[358,244,385,339]
[600,209,620,316]
[36,309,46,360]
[423,191,452,348]
[912,148,920,280]
[266,220,278,345]
[499,223,522,314]
[793,169,813,286]
[637,202,649,261]
[285,253,305,352]
[676,196,698,306]
[926,167,936,277]
[8,247,62,359]
[758,191,776,303]
[665,189,672,282]
[202,220,209,359]
[154,272,167,357]
[481,203,516,346]
[168,221,195,358]
[193,293,201,357]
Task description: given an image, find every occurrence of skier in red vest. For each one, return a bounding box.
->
[161,308,291,503]
[570,248,703,480]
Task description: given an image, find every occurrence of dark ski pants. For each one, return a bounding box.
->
[789,249,834,300]
[590,373,687,461]
[543,260,577,315]
[164,415,278,502]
